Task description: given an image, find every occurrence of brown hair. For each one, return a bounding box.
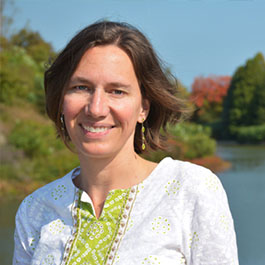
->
[44,20,190,154]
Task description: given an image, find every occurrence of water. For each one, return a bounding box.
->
[0,200,20,265]
[217,144,265,265]
[1,144,265,264]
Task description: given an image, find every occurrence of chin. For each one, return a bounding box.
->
[77,144,117,159]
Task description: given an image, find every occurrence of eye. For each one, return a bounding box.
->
[75,85,88,90]
[111,89,124,95]
[73,85,93,92]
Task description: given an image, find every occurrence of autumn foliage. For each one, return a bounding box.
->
[190,75,231,123]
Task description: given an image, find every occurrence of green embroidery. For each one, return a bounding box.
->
[189,232,199,248]
[205,174,219,191]
[51,184,67,200]
[41,254,54,265]
[151,216,171,235]
[164,179,180,196]
[23,195,34,207]
[142,255,161,264]
[68,189,130,265]
[220,214,229,231]
[48,219,66,235]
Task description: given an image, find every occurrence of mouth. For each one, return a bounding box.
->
[81,124,114,133]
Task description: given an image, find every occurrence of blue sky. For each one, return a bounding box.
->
[5,0,265,89]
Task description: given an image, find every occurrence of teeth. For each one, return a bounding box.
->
[83,125,108,133]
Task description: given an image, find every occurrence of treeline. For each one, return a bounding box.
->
[190,53,265,143]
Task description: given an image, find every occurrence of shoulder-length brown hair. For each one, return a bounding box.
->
[44,20,190,154]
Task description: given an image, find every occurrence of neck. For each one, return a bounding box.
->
[74,148,156,219]
[78,150,141,191]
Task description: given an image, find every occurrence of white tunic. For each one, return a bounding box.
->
[13,157,239,265]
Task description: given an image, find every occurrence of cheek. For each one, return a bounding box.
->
[62,97,83,123]
[115,101,142,127]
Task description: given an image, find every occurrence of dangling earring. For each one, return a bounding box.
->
[60,114,66,132]
[141,118,146,151]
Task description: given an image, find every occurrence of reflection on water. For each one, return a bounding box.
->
[1,144,265,265]
[217,143,265,265]
[217,144,265,171]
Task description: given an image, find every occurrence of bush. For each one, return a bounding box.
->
[230,124,265,143]
[8,120,64,158]
[32,151,80,182]
[144,122,216,161]
[6,119,79,183]
[168,123,216,159]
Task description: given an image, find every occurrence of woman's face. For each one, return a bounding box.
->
[63,45,149,159]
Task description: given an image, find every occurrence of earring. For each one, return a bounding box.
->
[141,118,146,151]
[60,114,65,132]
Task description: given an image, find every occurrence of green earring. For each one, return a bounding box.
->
[141,119,146,151]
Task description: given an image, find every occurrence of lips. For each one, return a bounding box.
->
[81,124,114,133]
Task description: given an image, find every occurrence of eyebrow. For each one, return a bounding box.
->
[69,76,93,86]
[69,76,132,89]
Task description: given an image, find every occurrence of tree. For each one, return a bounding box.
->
[0,26,56,112]
[0,46,37,103]
[10,28,56,64]
[190,75,231,123]
[222,52,265,141]
[250,73,265,125]
[223,53,265,127]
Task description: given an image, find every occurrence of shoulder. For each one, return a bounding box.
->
[155,158,238,264]
[22,167,77,204]
[15,167,79,226]
[157,157,225,199]
[158,156,217,183]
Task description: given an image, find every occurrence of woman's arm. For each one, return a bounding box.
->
[189,172,239,265]
[12,198,35,265]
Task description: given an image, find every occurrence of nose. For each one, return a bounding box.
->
[85,88,109,118]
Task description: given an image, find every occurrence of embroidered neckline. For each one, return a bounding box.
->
[62,186,138,265]
[61,157,170,264]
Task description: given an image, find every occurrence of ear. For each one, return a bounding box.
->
[138,98,150,123]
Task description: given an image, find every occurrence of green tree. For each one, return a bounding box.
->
[0,26,56,112]
[0,46,36,103]
[222,53,265,140]
[251,73,265,125]
[10,28,56,64]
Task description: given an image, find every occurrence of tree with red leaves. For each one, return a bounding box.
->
[190,75,231,123]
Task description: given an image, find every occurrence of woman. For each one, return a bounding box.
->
[13,21,238,265]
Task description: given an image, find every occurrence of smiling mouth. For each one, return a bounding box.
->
[82,125,114,133]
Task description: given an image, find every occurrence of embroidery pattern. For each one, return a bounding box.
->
[151,216,171,235]
[142,255,161,264]
[220,214,229,231]
[189,232,199,248]
[61,186,138,265]
[164,179,181,196]
[51,184,67,200]
[205,174,219,192]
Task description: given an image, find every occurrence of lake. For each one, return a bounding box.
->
[216,143,265,265]
[1,143,265,264]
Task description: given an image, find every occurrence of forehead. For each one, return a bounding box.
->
[73,45,135,77]
[66,45,141,92]
[66,45,139,91]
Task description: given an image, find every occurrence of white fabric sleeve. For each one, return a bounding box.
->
[12,199,34,265]
[189,172,239,265]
